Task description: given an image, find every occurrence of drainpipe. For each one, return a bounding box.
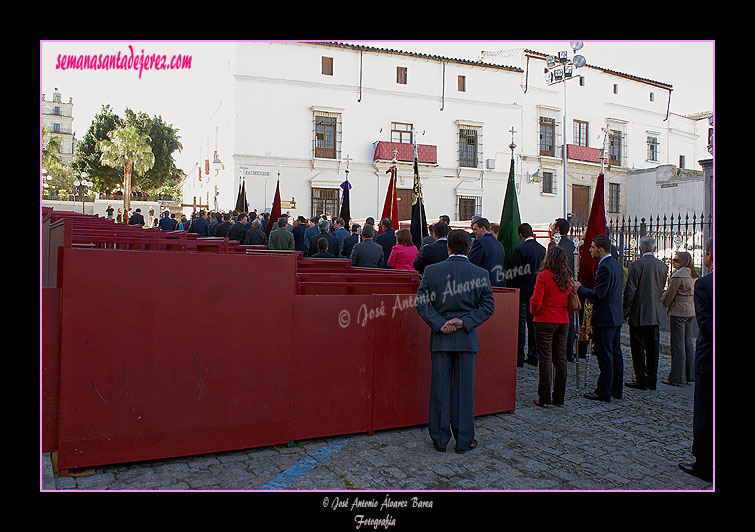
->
[440,61,446,111]
[663,87,672,121]
[358,49,363,102]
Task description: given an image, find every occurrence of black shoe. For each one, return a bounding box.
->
[678,462,712,482]
[583,392,609,402]
[455,439,477,454]
[516,362,524,368]
[566,355,574,362]
[432,442,446,452]
[525,358,538,367]
[625,381,647,390]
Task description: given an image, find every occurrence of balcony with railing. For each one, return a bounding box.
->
[373,141,437,165]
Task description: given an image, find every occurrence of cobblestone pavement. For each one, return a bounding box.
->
[41,328,713,492]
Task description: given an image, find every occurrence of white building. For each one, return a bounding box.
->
[42,88,76,165]
[183,42,710,227]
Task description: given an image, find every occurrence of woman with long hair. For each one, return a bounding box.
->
[530,244,573,407]
[662,250,698,385]
[387,228,420,270]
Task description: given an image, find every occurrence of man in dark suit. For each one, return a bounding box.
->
[679,237,713,482]
[508,223,547,367]
[553,218,578,361]
[244,219,267,245]
[575,235,625,402]
[214,213,233,237]
[333,218,350,257]
[416,229,495,454]
[306,220,339,257]
[468,217,506,288]
[623,235,669,391]
[342,224,360,260]
[303,216,320,250]
[311,237,336,258]
[413,222,449,274]
[349,224,384,268]
[128,208,145,226]
[375,218,396,268]
[228,213,248,242]
[361,217,376,241]
[421,224,435,248]
[292,216,308,252]
[188,210,211,237]
[158,210,177,231]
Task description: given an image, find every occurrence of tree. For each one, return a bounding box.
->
[73,105,183,199]
[98,125,155,212]
[72,105,124,190]
[123,109,183,191]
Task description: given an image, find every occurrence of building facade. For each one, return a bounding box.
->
[42,88,76,165]
[183,42,710,227]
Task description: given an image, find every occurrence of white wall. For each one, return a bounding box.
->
[185,43,710,227]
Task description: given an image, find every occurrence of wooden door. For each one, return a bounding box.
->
[396,189,412,223]
[571,185,590,226]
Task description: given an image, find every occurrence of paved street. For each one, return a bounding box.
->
[41,328,712,493]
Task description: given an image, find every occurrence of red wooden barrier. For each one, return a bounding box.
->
[41,288,61,453]
[42,208,519,471]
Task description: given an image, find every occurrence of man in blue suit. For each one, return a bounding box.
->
[187,210,211,237]
[375,218,396,269]
[679,237,713,482]
[416,229,495,454]
[158,210,178,231]
[413,222,449,274]
[468,217,506,287]
[508,223,547,367]
[575,235,624,402]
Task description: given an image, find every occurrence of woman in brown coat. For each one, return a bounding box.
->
[661,251,698,385]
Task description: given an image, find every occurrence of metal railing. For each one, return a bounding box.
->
[569,211,712,284]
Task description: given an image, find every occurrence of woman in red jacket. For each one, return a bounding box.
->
[387,228,420,270]
[530,244,574,407]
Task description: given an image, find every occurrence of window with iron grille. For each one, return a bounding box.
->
[322,57,333,76]
[539,117,555,156]
[679,155,686,169]
[609,129,622,166]
[391,122,413,144]
[397,67,407,84]
[314,111,340,159]
[457,195,481,221]
[573,120,588,147]
[542,171,554,194]
[608,183,620,213]
[459,127,479,168]
[647,136,659,162]
[311,187,340,218]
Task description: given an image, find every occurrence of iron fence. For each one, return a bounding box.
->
[568,211,712,285]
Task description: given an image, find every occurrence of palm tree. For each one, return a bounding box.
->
[42,125,62,170]
[99,125,155,213]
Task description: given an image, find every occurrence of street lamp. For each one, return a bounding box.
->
[544,42,587,218]
[73,171,93,214]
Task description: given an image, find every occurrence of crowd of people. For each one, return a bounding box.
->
[146,207,712,481]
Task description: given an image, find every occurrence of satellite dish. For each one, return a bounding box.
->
[573,54,587,67]
[570,42,584,51]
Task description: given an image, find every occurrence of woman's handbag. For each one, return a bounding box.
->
[568,286,582,312]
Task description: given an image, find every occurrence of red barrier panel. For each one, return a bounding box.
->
[41,288,61,453]
[55,248,297,470]
[474,288,519,416]
[371,293,433,431]
[290,296,375,441]
[370,290,518,431]
[43,209,518,470]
